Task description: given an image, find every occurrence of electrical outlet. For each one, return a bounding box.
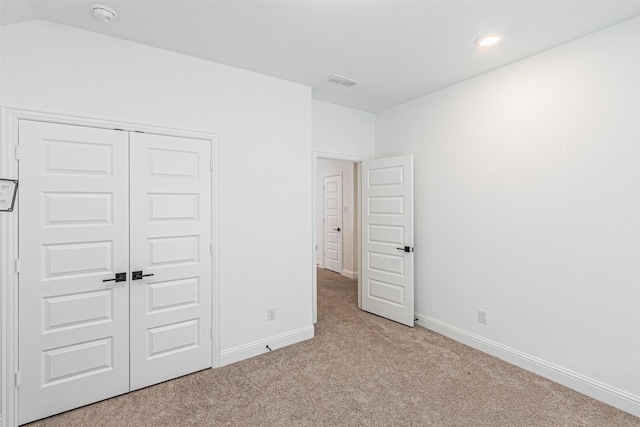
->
[267,307,276,321]
[478,309,487,325]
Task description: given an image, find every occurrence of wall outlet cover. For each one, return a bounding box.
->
[478,309,487,325]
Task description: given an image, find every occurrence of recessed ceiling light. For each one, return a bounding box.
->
[91,4,118,23]
[475,33,502,47]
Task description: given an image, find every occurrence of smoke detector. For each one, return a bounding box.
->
[91,4,118,23]
[326,74,359,88]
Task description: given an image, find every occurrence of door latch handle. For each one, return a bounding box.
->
[334,227,341,231]
[396,246,414,253]
[103,272,127,282]
[132,271,154,281]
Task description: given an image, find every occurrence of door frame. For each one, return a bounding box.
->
[0,107,220,427]
[312,151,367,324]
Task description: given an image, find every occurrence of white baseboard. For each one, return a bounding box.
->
[219,325,315,367]
[415,312,640,418]
[341,269,358,279]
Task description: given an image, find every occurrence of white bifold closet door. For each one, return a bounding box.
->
[18,121,212,425]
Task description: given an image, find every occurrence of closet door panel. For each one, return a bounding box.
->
[129,132,212,390]
[18,121,130,425]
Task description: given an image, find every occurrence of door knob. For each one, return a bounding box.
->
[396,246,414,253]
[132,271,154,280]
[334,227,341,231]
[103,272,127,282]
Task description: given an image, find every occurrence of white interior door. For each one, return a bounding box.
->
[18,121,130,424]
[129,132,212,390]
[324,175,343,274]
[361,155,414,327]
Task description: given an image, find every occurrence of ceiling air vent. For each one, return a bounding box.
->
[326,74,359,88]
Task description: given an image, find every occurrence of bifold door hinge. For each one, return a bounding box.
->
[15,258,20,274]
[210,243,213,255]
[210,160,214,171]
[15,145,20,160]
[210,327,214,339]
[15,371,20,388]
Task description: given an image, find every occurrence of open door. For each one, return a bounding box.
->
[361,155,414,327]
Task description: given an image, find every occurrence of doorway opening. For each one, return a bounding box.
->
[318,160,351,275]
[312,152,367,324]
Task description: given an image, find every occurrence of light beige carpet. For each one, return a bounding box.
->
[29,268,639,426]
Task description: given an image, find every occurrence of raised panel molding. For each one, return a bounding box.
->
[148,235,199,267]
[43,338,113,386]
[43,241,113,279]
[147,277,200,313]
[368,196,404,215]
[368,279,404,306]
[147,319,200,359]
[43,192,113,226]
[44,139,113,176]
[148,193,199,222]
[368,166,404,187]
[149,148,199,178]
[368,252,404,276]
[368,224,404,246]
[43,290,113,332]
[327,232,339,244]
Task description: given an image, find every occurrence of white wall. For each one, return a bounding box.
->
[0,20,313,361]
[316,159,357,278]
[312,100,375,157]
[376,17,640,415]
